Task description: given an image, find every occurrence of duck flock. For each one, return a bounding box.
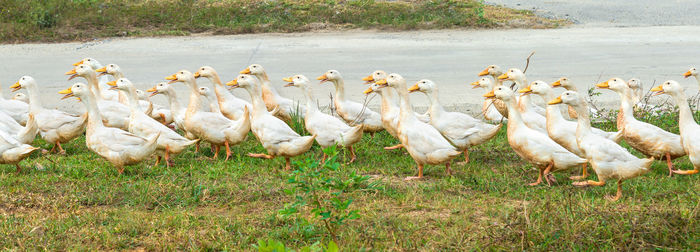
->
[1,58,699,201]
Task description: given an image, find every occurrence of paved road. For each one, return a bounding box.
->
[2,26,700,114]
[486,0,700,27]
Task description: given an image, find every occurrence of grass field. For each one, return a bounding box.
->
[1,111,698,250]
[0,0,564,43]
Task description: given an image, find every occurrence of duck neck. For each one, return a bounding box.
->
[206,93,221,113]
[538,91,565,124]
[424,89,445,118]
[301,87,319,114]
[112,72,124,80]
[123,86,141,114]
[184,79,201,117]
[25,82,44,114]
[394,83,415,121]
[671,91,696,133]
[572,100,594,137]
[331,79,346,102]
[84,73,104,101]
[491,72,504,86]
[617,89,636,121]
[503,97,526,130]
[243,83,269,116]
[81,91,105,132]
[693,75,700,89]
[165,88,183,113]
[208,73,232,101]
[378,88,397,114]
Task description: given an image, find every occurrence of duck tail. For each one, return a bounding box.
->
[17,114,38,144]
[144,132,161,153]
[478,123,502,143]
[341,125,364,146]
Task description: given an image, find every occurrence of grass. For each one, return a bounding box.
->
[0,0,565,44]
[0,111,698,250]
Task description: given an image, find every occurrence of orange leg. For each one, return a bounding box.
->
[572,179,606,187]
[570,163,588,180]
[48,144,57,154]
[285,157,291,171]
[384,143,403,150]
[404,164,424,181]
[665,152,675,177]
[464,149,469,164]
[445,162,452,175]
[165,146,171,168]
[543,162,554,186]
[212,145,220,159]
[347,146,357,163]
[154,155,161,166]
[605,180,623,201]
[672,167,700,175]
[159,113,167,124]
[320,153,328,164]
[248,153,274,159]
[529,167,544,186]
[117,166,125,174]
[56,141,66,155]
[224,141,232,161]
[195,142,200,153]
[15,164,21,173]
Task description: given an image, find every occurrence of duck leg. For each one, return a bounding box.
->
[116,166,125,174]
[154,155,161,166]
[445,162,452,176]
[569,163,588,180]
[224,141,232,161]
[404,164,424,181]
[384,144,403,150]
[463,149,469,164]
[285,157,291,171]
[528,167,544,186]
[672,167,699,175]
[165,146,172,168]
[347,146,357,163]
[604,180,623,201]
[212,145,220,159]
[248,153,274,159]
[15,164,22,173]
[194,142,200,153]
[56,141,66,155]
[320,153,328,164]
[543,162,554,186]
[572,179,605,187]
[665,153,675,176]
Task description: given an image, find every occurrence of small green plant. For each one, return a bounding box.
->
[253,239,339,252]
[278,146,375,244]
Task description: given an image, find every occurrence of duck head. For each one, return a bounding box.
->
[72,57,101,70]
[12,93,28,103]
[683,67,697,78]
[362,70,387,84]
[194,66,217,79]
[470,77,492,89]
[147,82,170,97]
[519,80,551,96]
[497,68,525,82]
[96,63,121,77]
[651,80,683,96]
[478,64,502,77]
[551,77,574,89]
[59,82,90,101]
[165,70,195,84]
[548,90,581,107]
[240,64,265,76]
[226,74,258,89]
[317,70,342,84]
[484,85,514,102]
[11,76,37,92]
[408,79,435,93]
[595,77,628,93]
[66,64,95,80]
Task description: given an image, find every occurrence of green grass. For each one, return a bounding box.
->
[1,115,698,250]
[0,0,563,43]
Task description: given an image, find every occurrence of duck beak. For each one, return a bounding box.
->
[650,85,665,96]
[518,85,532,95]
[58,87,74,100]
[240,68,251,74]
[363,86,374,94]
[226,79,239,89]
[10,82,21,92]
[146,87,158,97]
[193,72,201,78]
[362,75,374,84]
[408,83,420,93]
[375,79,388,87]
[165,74,178,84]
[283,77,294,87]
[478,68,489,76]
[72,60,84,66]
[96,67,107,77]
[548,96,563,105]
[483,90,495,99]
[317,74,329,83]
[551,80,562,87]
[65,68,78,80]
[106,81,118,90]
[497,73,509,80]
[683,71,692,78]
[595,81,609,89]
[470,81,480,89]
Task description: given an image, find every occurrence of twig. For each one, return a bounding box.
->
[522,51,535,74]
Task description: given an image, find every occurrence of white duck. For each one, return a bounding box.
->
[470,77,506,122]
[319,70,383,135]
[195,66,252,120]
[550,91,654,201]
[375,74,461,180]
[11,76,87,154]
[477,65,509,119]
[66,64,132,130]
[596,78,685,176]
[485,86,586,186]
[72,58,119,101]
[12,93,29,104]
[683,67,699,88]
[496,69,547,133]
[110,78,198,166]
[0,82,29,125]
[651,80,700,175]
[59,83,159,174]
[0,129,39,173]
[362,82,403,150]
[284,75,364,162]
[410,79,501,163]
[362,70,431,124]
[227,74,315,170]
[198,86,222,114]
[135,89,173,125]
[240,64,305,121]
[166,70,250,160]
[551,77,600,119]
[520,80,620,180]
[147,82,199,151]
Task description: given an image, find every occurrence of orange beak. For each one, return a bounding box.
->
[650,85,665,96]
[283,77,294,87]
[518,85,532,95]
[375,79,388,86]
[478,68,490,76]
[226,79,239,88]
[106,81,118,90]
[595,81,609,89]
[240,68,251,74]
[497,73,509,80]
[483,90,495,99]
[165,74,178,84]
[683,71,693,78]
[72,60,84,66]
[551,80,562,87]
[362,75,374,84]
[58,87,75,100]
[96,67,107,77]
[470,81,480,89]
[10,82,21,92]
[363,86,374,94]
[65,68,78,80]
[146,86,158,97]
[193,72,201,78]
[408,83,420,93]
[317,74,329,83]
[548,96,563,105]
